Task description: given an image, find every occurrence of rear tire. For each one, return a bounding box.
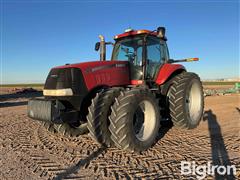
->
[109,88,160,152]
[87,88,122,147]
[168,72,204,129]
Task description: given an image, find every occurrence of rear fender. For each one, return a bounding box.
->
[155,64,186,85]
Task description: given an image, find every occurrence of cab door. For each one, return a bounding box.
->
[146,37,166,80]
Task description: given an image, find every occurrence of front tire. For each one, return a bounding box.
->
[53,123,88,137]
[168,72,204,129]
[41,121,56,133]
[109,88,160,152]
[87,88,122,147]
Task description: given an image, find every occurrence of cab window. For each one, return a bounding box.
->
[146,37,163,79]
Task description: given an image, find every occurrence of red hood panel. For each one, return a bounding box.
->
[52,60,130,90]
[53,60,127,70]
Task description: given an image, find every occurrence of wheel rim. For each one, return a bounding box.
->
[133,100,157,141]
[186,81,202,123]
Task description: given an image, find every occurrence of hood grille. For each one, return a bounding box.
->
[44,68,86,95]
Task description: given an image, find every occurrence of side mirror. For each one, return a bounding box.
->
[95,42,100,51]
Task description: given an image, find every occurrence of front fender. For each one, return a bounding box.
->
[155,64,186,85]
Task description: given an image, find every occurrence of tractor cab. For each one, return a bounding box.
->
[96,28,170,84]
[112,29,169,82]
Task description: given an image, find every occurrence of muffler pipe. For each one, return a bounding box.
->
[99,35,106,61]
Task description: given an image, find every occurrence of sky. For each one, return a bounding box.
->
[1,0,239,84]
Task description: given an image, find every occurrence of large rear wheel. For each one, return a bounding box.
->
[168,72,204,129]
[109,88,160,152]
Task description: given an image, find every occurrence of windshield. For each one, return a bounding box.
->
[112,36,143,66]
[112,35,163,80]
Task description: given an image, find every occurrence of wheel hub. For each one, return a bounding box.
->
[187,81,202,123]
[133,100,157,141]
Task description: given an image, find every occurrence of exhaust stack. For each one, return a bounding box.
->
[99,35,106,61]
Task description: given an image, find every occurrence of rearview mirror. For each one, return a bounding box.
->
[95,42,100,51]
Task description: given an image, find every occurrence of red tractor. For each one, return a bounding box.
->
[28,27,204,152]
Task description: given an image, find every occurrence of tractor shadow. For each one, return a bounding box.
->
[53,147,107,180]
[203,110,236,180]
[155,120,173,143]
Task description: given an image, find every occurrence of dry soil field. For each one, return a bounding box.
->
[0,89,239,179]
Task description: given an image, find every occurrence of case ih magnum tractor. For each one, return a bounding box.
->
[28,27,204,152]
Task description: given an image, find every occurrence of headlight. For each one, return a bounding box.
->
[43,88,73,96]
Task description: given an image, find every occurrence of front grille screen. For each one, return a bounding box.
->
[44,68,85,94]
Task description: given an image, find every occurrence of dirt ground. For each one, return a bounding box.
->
[0,90,239,179]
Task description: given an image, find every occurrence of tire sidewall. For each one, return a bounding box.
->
[184,77,204,128]
[127,92,160,150]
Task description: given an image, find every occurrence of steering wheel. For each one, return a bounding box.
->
[125,52,136,63]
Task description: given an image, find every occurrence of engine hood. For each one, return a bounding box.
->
[52,60,128,72]
[47,60,130,91]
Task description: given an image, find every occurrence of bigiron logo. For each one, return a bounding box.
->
[181,161,237,179]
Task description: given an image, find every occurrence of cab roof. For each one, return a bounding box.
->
[114,29,157,40]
